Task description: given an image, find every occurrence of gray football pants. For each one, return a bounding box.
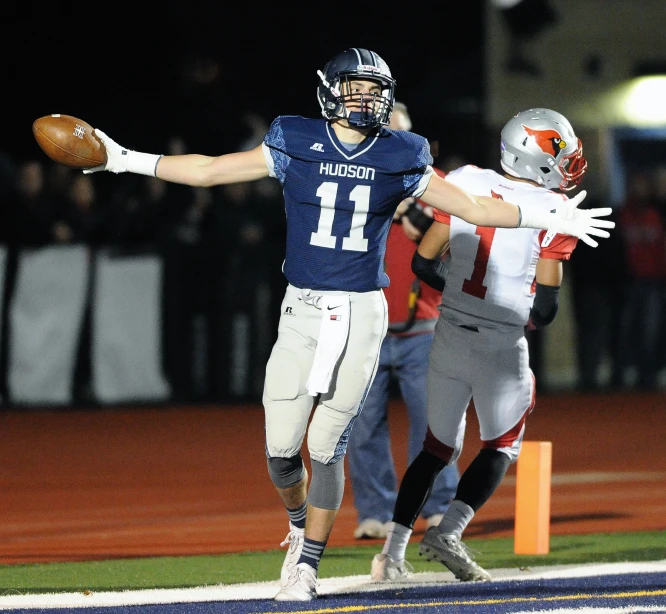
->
[427,317,534,463]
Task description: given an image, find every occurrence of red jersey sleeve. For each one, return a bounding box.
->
[537,230,578,260]
[432,208,451,224]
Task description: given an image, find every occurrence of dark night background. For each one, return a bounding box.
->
[0,3,495,405]
[1,3,487,165]
[2,4,665,402]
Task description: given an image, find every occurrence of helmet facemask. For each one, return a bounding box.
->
[557,139,587,191]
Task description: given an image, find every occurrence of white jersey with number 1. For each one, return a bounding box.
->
[425,165,578,453]
[432,165,577,332]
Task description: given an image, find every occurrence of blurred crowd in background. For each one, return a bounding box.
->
[568,167,666,392]
[1,128,666,410]
[0,110,288,407]
[0,46,665,408]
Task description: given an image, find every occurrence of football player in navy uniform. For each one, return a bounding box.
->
[84,48,614,601]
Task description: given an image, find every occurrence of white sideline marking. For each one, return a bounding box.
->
[0,560,665,609]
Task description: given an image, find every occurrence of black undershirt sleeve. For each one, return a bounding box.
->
[411,251,446,292]
[528,282,560,328]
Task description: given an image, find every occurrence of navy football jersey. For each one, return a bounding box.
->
[262,116,433,292]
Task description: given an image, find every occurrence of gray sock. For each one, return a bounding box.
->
[383,522,412,562]
[437,500,475,539]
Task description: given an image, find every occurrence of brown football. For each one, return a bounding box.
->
[32,114,107,169]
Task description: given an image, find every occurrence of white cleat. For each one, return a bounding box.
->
[370,553,414,582]
[425,513,444,529]
[279,525,305,587]
[274,562,317,601]
[419,527,492,582]
[353,518,390,539]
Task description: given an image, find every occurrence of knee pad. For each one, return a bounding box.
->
[267,454,305,489]
[307,459,345,510]
[423,428,460,464]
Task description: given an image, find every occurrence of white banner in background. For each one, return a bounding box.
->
[8,246,89,405]
[92,250,170,404]
[0,246,7,354]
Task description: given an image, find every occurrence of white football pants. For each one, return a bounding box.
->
[263,283,387,464]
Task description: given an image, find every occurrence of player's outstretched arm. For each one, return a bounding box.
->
[420,172,521,227]
[84,131,270,187]
[156,145,270,186]
[420,173,614,247]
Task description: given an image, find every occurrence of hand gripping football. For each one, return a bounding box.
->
[32,114,107,169]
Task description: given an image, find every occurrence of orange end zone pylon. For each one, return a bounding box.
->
[514,440,552,554]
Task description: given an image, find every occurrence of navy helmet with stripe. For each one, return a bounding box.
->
[317,48,396,129]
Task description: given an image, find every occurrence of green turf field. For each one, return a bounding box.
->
[1,531,665,594]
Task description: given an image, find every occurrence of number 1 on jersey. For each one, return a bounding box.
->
[462,226,496,299]
[310,182,370,252]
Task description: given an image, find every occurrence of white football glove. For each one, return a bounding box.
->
[546,190,615,248]
[83,129,128,174]
[521,190,615,248]
[83,129,161,176]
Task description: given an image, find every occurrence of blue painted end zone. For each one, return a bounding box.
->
[5,571,665,614]
[246,571,666,613]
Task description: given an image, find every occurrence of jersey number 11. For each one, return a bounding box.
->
[310,182,370,252]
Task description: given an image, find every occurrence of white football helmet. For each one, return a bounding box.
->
[500,108,587,191]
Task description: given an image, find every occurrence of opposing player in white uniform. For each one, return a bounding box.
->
[81,49,612,601]
[372,108,587,583]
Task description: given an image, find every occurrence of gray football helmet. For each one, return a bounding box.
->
[500,108,587,191]
[317,48,396,128]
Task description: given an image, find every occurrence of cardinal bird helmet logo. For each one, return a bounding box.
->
[522,125,566,158]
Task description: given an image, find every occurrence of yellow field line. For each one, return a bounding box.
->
[265,588,666,614]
